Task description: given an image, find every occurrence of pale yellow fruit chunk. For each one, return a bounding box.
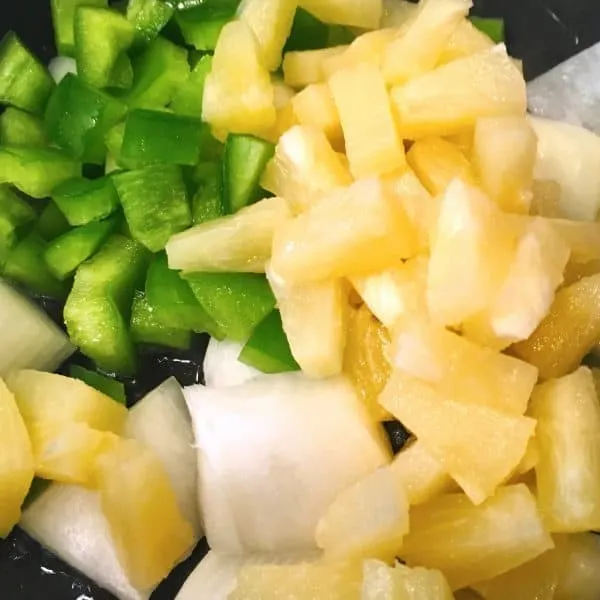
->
[390,439,453,505]
[96,438,194,591]
[283,46,348,88]
[391,320,538,415]
[438,19,494,64]
[530,179,562,217]
[391,45,526,139]
[202,21,275,137]
[316,466,409,561]
[238,0,298,71]
[166,197,290,273]
[400,484,554,590]
[271,178,417,285]
[0,377,34,537]
[472,116,537,214]
[530,368,600,532]
[299,0,382,28]
[383,0,471,85]
[406,137,476,196]
[268,268,347,378]
[380,372,535,504]
[511,273,600,380]
[329,63,406,178]
[547,218,600,264]
[555,533,600,600]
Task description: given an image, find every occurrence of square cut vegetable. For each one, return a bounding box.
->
[167,197,289,273]
[0,107,47,147]
[291,84,343,147]
[391,45,527,139]
[329,63,406,178]
[0,185,36,267]
[126,0,174,47]
[271,178,417,285]
[383,0,471,85]
[171,55,213,118]
[190,161,224,226]
[283,46,347,88]
[51,0,108,56]
[299,0,382,30]
[380,372,535,504]
[438,19,495,64]
[400,485,553,590]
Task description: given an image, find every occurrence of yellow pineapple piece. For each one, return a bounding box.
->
[530,368,600,532]
[230,561,362,600]
[406,137,476,196]
[511,273,600,380]
[391,45,527,139]
[438,20,494,64]
[96,438,195,590]
[380,372,535,504]
[166,196,290,273]
[268,269,347,378]
[400,484,554,590]
[351,256,429,329]
[427,179,519,328]
[291,83,343,147]
[0,377,34,537]
[380,0,417,27]
[283,47,348,88]
[298,0,382,28]
[390,439,453,505]
[547,219,600,264]
[391,320,538,415]
[530,179,562,217]
[344,304,392,422]
[329,63,406,178]
[513,436,540,477]
[238,0,298,71]
[463,217,570,350]
[555,533,600,600]
[263,79,298,142]
[383,0,471,85]
[271,178,417,285]
[269,125,352,213]
[202,20,275,137]
[472,116,537,214]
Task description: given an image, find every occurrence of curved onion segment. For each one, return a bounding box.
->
[203,338,261,388]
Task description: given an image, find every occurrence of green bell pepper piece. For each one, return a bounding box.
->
[284,8,329,52]
[69,364,126,404]
[170,54,212,118]
[191,161,224,225]
[0,186,37,267]
[51,0,108,56]
[175,0,240,51]
[0,107,47,147]
[0,32,55,115]
[127,0,175,47]
[470,17,505,43]
[35,201,71,241]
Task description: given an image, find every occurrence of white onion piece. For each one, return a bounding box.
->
[530,117,600,221]
[203,337,261,387]
[0,279,75,377]
[48,56,77,83]
[185,373,391,554]
[126,377,202,536]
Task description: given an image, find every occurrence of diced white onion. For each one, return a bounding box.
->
[203,337,261,388]
[48,56,77,83]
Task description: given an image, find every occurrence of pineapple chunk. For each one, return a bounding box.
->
[530,179,562,217]
[383,0,471,85]
[271,178,417,285]
[269,125,352,213]
[96,438,195,590]
[391,320,538,415]
[511,273,600,380]
[462,218,570,350]
[0,377,34,537]
[316,466,409,561]
[390,439,453,505]
[7,370,127,433]
[238,0,298,71]
[299,0,382,28]
[555,533,600,600]
[438,20,494,64]
[548,219,600,264]
[380,372,535,504]
[344,304,392,422]
[406,137,476,196]
[400,484,554,590]
[291,84,343,148]
[472,116,537,214]
[427,179,519,328]
[166,197,290,273]
[202,20,275,137]
[283,47,348,88]
[530,368,600,532]
[264,80,298,141]
[230,561,362,600]
[268,269,347,378]
[380,0,417,27]
[391,45,527,139]
[351,256,429,329]
[329,63,406,178]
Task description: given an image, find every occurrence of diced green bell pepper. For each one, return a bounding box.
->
[284,8,329,52]
[0,186,37,267]
[183,272,276,341]
[35,201,71,241]
[45,74,127,164]
[0,32,55,115]
[51,0,108,56]
[74,6,135,89]
[470,17,505,43]
[70,364,127,404]
[131,289,192,350]
[191,161,223,225]
[0,146,80,199]
[0,107,47,147]
[44,217,116,280]
[239,310,299,373]
[175,0,240,51]
[170,54,212,118]
[327,25,356,46]
[127,0,175,47]
[113,163,191,252]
